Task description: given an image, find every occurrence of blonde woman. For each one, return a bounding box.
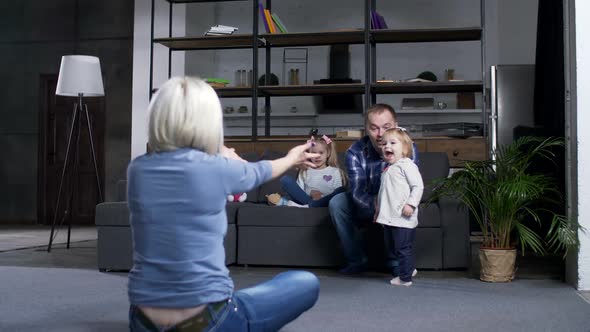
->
[127,77,319,331]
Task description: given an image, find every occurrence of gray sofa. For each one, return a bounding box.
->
[95,152,469,271]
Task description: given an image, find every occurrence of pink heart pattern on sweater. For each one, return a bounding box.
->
[323,175,332,182]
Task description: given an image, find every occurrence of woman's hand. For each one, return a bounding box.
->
[285,142,319,169]
[220,145,246,162]
[269,142,320,179]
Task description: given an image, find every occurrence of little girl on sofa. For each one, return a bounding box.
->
[267,134,347,208]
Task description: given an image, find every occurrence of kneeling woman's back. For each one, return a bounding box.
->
[127,77,319,332]
[128,147,271,307]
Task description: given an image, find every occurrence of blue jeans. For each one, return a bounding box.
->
[328,192,371,267]
[384,225,416,281]
[129,271,319,332]
[280,176,345,208]
[383,226,400,276]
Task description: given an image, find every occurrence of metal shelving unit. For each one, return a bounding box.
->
[149,0,486,141]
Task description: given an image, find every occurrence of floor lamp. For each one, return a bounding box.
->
[47,55,104,252]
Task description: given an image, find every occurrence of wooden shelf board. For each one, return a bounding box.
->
[174,83,482,98]
[372,81,483,93]
[260,83,365,96]
[224,136,486,142]
[154,28,481,50]
[166,0,246,3]
[224,114,317,119]
[397,109,481,114]
[213,86,257,98]
[158,86,256,98]
[263,30,365,47]
[372,27,482,43]
[154,35,262,50]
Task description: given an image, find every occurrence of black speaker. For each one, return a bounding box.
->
[329,45,350,79]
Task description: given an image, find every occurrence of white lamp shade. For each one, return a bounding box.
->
[56,55,105,97]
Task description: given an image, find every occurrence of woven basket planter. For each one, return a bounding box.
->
[479,247,516,282]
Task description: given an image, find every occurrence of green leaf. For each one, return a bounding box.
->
[430,136,577,256]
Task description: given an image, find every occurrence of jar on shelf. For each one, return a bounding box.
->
[283,48,308,86]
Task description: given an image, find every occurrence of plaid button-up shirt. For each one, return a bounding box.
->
[345,136,419,217]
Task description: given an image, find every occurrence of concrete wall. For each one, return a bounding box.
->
[574,0,590,290]
[497,0,539,64]
[0,0,133,223]
[131,0,185,158]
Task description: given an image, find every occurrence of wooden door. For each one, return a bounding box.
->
[38,74,105,225]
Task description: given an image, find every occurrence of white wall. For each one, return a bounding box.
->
[574,0,590,290]
[131,0,186,158]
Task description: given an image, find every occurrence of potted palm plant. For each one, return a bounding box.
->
[431,136,581,282]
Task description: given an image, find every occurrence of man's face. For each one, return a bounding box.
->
[366,111,397,154]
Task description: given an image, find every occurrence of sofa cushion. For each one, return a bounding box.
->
[237,205,332,227]
[95,202,130,226]
[237,225,344,267]
[236,152,263,203]
[226,224,237,265]
[418,202,440,227]
[415,228,443,269]
[256,168,298,202]
[225,202,239,224]
[418,152,450,202]
[97,226,133,271]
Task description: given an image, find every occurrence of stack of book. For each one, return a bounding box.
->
[259,3,288,33]
[205,25,238,36]
[371,10,388,30]
[205,78,230,88]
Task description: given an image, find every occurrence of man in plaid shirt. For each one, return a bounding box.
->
[329,103,418,274]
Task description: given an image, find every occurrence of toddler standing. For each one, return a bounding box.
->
[375,128,424,286]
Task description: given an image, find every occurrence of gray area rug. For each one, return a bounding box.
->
[1,266,589,332]
[0,225,97,252]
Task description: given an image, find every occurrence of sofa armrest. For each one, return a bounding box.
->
[95,202,129,226]
[438,197,470,268]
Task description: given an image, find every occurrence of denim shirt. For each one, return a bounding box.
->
[345,136,419,216]
[127,148,272,308]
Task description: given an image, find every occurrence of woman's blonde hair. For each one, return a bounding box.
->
[147,77,223,154]
[382,128,414,159]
